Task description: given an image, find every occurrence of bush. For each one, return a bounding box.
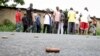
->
[0,19,15,32]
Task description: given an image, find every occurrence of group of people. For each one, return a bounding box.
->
[15,3,97,35]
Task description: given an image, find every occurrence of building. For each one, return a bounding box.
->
[91,17,100,29]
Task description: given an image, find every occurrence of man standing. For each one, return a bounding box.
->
[75,11,80,34]
[43,9,51,33]
[63,9,68,34]
[35,14,41,33]
[26,3,33,32]
[15,9,22,32]
[22,13,29,32]
[58,10,65,34]
[67,8,76,34]
[80,7,90,35]
[92,16,97,35]
[53,6,61,33]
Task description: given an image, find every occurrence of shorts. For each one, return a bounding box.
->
[80,22,89,30]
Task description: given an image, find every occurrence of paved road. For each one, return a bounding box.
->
[0,32,100,56]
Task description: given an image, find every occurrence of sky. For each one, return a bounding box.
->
[8,0,100,18]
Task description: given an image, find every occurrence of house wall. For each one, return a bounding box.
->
[0,8,16,24]
[97,20,100,29]
[0,8,46,25]
[0,8,100,29]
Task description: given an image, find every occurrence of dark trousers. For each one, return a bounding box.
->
[36,25,41,33]
[54,22,59,33]
[43,24,50,33]
[63,26,67,34]
[50,25,52,33]
[68,22,75,34]
[23,25,28,32]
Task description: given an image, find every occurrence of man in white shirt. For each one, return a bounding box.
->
[80,7,90,35]
[43,9,51,33]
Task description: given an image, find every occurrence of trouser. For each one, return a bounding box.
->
[32,22,37,33]
[43,24,50,33]
[52,22,55,33]
[58,22,64,34]
[63,25,67,34]
[93,24,96,35]
[27,25,33,32]
[36,25,41,33]
[67,22,75,34]
[27,22,37,33]
[16,22,22,32]
[23,25,28,32]
[63,22,68,34]
[50,25,53,33]
[75,24,79,34]
[54,22,59,33]
[89,25,96,35]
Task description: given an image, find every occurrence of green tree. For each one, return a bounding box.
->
[14,0,24,5]
[10,4,17,7]
[0,0,25,7]
[0,0,9,6]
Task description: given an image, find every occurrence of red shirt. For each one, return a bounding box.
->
[15,11,21,23]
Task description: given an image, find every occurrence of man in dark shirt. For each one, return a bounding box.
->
[63,9,68,34]
[22,14,29,32]
[26,3,33,32]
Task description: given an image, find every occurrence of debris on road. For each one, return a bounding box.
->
[46,47,60,53]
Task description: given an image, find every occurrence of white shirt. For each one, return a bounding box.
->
[44,14,50,25]
[81,10,90,23]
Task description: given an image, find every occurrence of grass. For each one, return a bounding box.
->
[96,28,100,35]
[0,19,15,32]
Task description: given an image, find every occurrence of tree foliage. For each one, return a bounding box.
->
[0,0,25,7]
[14,0,24,5]
[0,0,9,6]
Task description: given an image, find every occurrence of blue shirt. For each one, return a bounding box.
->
[35,16,41,26]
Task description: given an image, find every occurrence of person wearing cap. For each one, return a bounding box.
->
[67,8,76,34]
[43,9,51,33]
[80,7,90,35]
[15,8,22,32]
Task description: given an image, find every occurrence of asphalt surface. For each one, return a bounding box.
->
[0,32,100,56]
